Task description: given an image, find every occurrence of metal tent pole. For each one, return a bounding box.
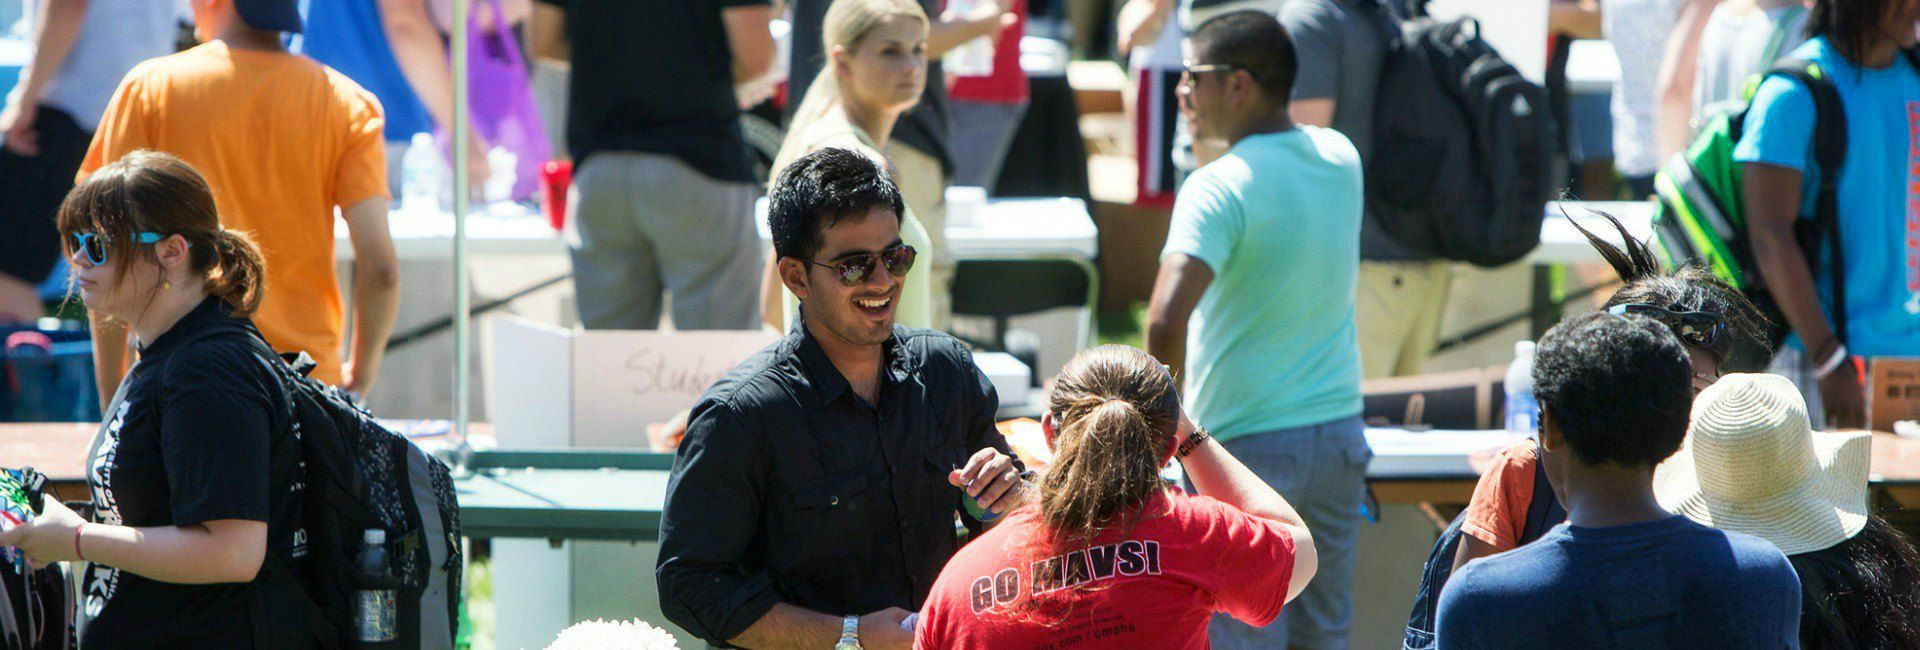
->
[451,0,472,440]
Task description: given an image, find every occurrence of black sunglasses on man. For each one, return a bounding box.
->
[797,244,917,287]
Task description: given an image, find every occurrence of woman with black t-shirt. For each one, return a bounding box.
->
[0,150,311,647]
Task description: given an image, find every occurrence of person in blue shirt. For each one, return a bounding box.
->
[1146,10,1366,649]
[1435,311,1801,649]
[1738,0,1920,428]
[293,0,434,144]
[293,0,529,191]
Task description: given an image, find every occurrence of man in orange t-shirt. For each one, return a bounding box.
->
[79,0,400,394]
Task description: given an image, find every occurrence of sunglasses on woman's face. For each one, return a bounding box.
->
[71,231,168,267]
[801,244,917,287]
[1607,303,1726,349]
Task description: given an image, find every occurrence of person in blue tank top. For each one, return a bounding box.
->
[1737,0,1920,428]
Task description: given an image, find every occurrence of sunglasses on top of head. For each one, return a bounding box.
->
[1607,303,1726,349]
[799,244,917,287]
[71,231,172,266]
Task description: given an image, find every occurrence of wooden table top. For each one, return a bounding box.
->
[1,421,494,481]
[16,421,1920,482]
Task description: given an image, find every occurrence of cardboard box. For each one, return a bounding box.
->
[974,352,1033,408]
[1092,199,1173,311]
[487,317,1040,444]
[1067,60,1127,116]
[485,316,779,448]
[1870,357,1920,433]
[1362,365,1509,430]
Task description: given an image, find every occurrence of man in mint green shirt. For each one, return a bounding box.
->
[1146,10,1365,650]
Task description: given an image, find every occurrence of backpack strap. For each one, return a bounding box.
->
[1763,59,1849,347]
[1517,442,1565,544]
[1,563,19,650]
[164,319,282,373]
[1402,512,1468,649]
[1363,1,1404,55]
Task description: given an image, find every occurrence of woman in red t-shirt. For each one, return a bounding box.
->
[915,345,1317,649]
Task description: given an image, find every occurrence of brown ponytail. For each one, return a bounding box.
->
[1039,345,1182,545]
[208,228,267,317]
[56,150,269,316]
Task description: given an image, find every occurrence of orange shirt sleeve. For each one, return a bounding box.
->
[331,81,390,208]
[1458,441,1539,551]
[77,68,155,182]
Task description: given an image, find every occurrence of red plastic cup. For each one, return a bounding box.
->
[539,160,573,231]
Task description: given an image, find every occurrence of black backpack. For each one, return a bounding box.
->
[1363,1,1558,267]
[185,324,463,649]
[265,351,463,649]
[1402,451,1564,649]
[0,468,75,650]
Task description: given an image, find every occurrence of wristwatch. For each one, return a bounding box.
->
[834,615,862,649]
[1175,426,1213,460]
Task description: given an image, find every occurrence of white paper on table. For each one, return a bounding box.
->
[1364,428,1516,457]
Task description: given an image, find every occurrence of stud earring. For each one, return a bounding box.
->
[162,280,172,290]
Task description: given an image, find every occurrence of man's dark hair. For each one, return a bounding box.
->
[1534,312,1693,468]
[1809,0,1905,67]
[768,147,907,261]
[1190,10,1297,103]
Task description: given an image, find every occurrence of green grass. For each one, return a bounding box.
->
[1098,302,1148,349]
[464,555,495,650]
[42,297,88,322]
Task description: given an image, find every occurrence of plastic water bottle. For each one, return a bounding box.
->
[942,0,995,77]
[483,146,517,206]
[355,529,399,643]
[1505,341,1538,437]
[400,132,443,215]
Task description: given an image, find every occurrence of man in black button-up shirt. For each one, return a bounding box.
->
[657,148,1029,649]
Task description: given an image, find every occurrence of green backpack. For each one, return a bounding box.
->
[1648,55,1848,360]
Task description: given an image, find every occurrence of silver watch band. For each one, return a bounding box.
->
[838,614,861,648]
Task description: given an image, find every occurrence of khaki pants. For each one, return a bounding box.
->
[883,139,953,330]
[1356,260,1453,378]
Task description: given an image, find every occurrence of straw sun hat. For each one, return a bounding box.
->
[1653,373,1871,556]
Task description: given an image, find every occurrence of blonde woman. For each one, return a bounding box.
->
[762,0,937,331]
